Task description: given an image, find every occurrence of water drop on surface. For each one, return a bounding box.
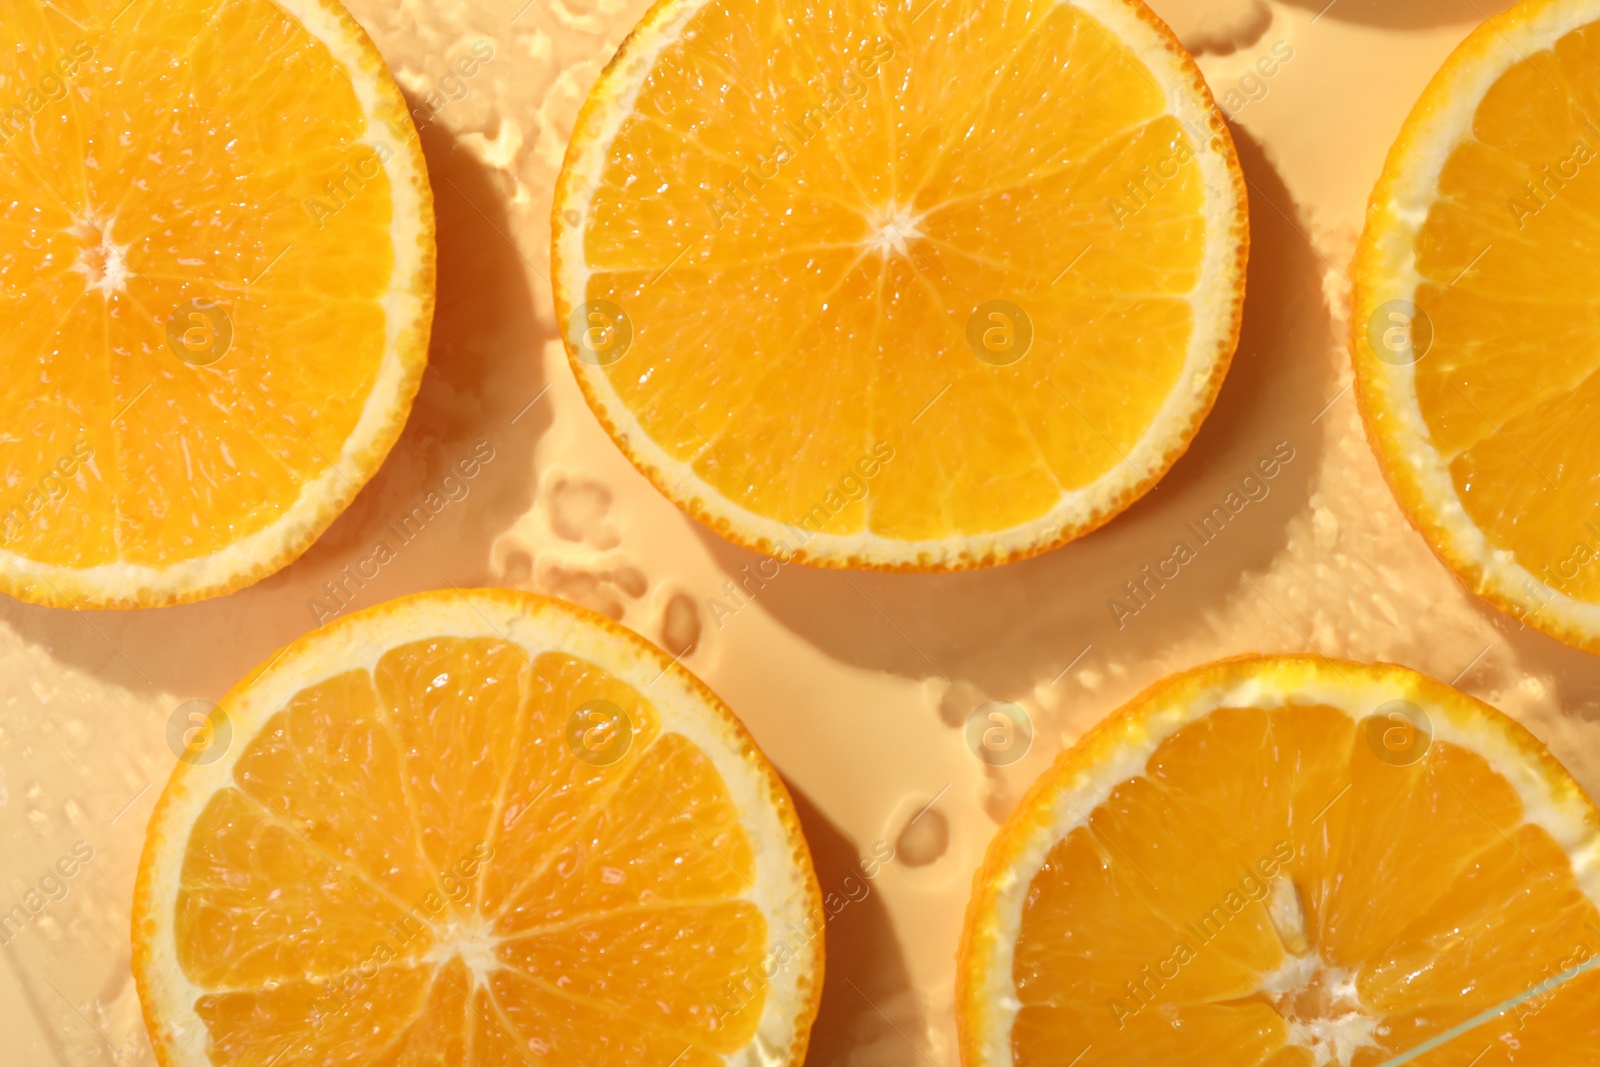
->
[895,805,949,867]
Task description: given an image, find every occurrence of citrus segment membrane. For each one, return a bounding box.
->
[959,657,1600,1067]
[554,0,1246,569]
[0,0,432,606]
[134,592,821,1067]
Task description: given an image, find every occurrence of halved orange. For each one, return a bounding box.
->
[959,656,1600,1066]
[0,0,433,608]
[553,0,1247,570]
[133,589,822,1066]
[1353,0,1600,653]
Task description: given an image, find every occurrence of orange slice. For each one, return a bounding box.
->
[553,0,1247,570]
[1352,0,1600,653]
[958,656,1600,1066]
[133,589,822,1066]
[0,0,433,608]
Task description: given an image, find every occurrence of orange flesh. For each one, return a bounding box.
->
[0,0,393,568]
[1413,21,1600,602]
[580,0,1205,540]
[174,638,766,1066]
[1012,705,1600,1065]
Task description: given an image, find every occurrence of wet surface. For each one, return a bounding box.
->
[1,0,1592,1064]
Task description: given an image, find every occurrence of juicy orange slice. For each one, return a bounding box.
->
[553,0,1247,570]
[133,589,822,1066]
[0,0,433,608]
[1352,0,1600,653]
[958,656,1600,1066]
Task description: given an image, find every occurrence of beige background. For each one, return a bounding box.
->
[6,0,1593,1063]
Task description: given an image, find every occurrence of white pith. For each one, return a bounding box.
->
[1259,954,1384,1067]
[864,203,926,257]
[69,211,132,296]
[423,914,504,990]
[553,0,1246,568]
